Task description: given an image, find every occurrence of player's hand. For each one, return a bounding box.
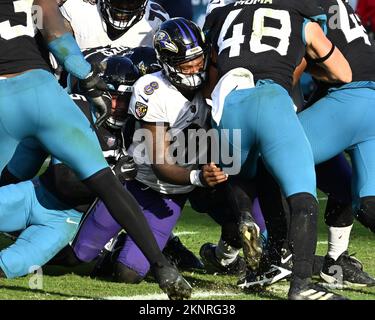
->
[113,155,138,183]
[79,63,111,127]
[201,162,228,187]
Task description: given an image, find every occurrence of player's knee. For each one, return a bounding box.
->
[0,166,23,187]
[113,262,144,284]
[356,196,375,233]
[287,192,318,216]
[324,196,353,227]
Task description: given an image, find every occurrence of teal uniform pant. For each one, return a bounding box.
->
[0,69,107,179]
[0,180,81,278]
[216,80,316,198]
[298,81,375,207]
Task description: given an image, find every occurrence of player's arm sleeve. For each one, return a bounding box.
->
[297,0,328,43]
[35,0,91,79]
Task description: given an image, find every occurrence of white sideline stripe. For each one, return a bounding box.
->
[318,197,328,201]
[68,291,242,300]
[104,291,242,300]
[317,241,328,245]
[174,231,199,236]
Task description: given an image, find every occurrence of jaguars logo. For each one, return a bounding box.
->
[155,31,179,53]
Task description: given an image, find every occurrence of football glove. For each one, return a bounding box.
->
[113,155,138,183]
[79,63,111,128]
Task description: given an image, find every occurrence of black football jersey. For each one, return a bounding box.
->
[204,0,326,93]
[318,0,375,82]
[0,0,50,75]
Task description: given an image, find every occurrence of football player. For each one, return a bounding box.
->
[296,0,375,287]
[204,0,352,300]
[50,18,228,284]
[60,0,169,49]
[0,0,191,300]
[0,56,138,280]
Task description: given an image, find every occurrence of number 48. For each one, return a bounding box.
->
[218,8,292,58]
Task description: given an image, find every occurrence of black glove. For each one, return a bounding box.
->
[79,63,111,128]
[113,155,138,183]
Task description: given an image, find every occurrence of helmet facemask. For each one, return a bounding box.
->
[162,50,210,91]
[100,0,147,31]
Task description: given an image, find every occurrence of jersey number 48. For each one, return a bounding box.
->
[218,8,292,58]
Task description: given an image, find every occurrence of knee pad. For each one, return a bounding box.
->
[356,196,375,233]
[324,196,354,227]
[113,262,144,284]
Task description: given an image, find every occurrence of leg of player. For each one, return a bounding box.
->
[112,180,187,283]
[0,138,49,187]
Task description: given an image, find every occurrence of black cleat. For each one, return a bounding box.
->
[320,251,375,287]
[151,262,192,300]
[163,235,204,271]
[90,233,127,279]
[288,277,349,300]
[199,243,247,276]
[239,213,262,271]
[237,247,292,289]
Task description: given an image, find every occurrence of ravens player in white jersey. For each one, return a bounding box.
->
[64,18,228,284]
[60,0,169,49]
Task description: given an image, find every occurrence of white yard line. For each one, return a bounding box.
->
[173,231,199,236]
[104,291,242,300]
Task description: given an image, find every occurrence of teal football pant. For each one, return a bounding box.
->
[0,180,81,278]
[298,81,375,207]
[0,69,107,179]
[216,80,316,198]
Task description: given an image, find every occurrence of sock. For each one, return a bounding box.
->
[327,225,352,260]
[215,237,240,266]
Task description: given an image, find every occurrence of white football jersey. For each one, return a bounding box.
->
[60,0,169,49]
[128,71,210,194]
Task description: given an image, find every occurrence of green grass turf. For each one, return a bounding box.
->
[0,193,375,300]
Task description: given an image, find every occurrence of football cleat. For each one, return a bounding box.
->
[163,235,204,271]
[288,277,349,300]
[239,213,263,271]
[199,243,247,276]
[237,264,292,289]
[151,262,192,300]
[90,233,126,279]
[320,251,375,287]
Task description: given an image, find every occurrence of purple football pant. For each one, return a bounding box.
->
[251,197,266,234]
[72,180,187,276]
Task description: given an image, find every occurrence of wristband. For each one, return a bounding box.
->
[189,170,205,187]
